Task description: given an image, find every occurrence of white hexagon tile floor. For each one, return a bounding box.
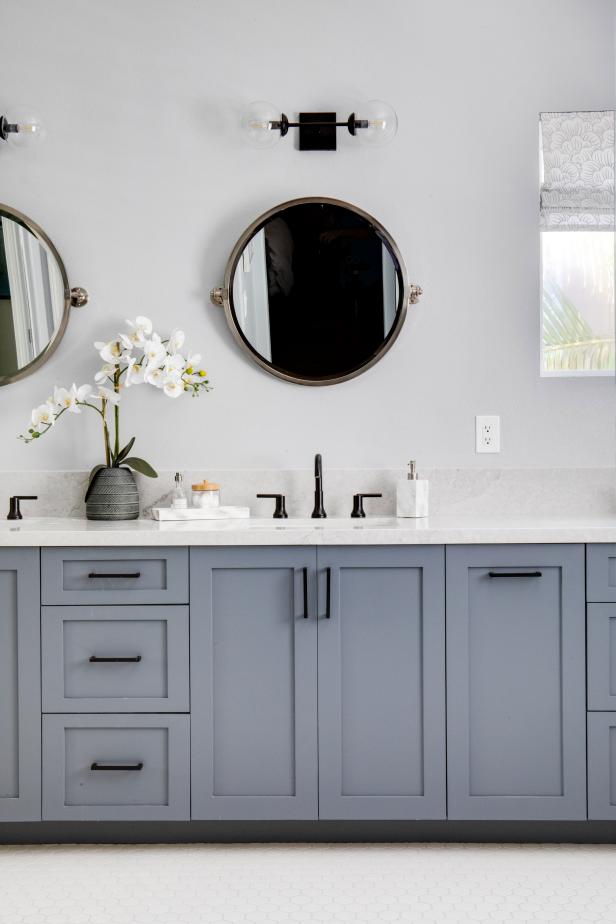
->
[0,843,615,923]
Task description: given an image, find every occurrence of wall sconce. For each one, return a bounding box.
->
[241,100,398,151]
[0,107,45,149]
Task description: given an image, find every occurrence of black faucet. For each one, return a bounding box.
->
[311,454,327,518]
[7,495,38,520]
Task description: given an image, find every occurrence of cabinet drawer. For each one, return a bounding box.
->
[587,604,616,710]
[41,548,188,605]
[588,713,616,819]
[41,605,189,712]
[587,545,616,602]
[42,714,190,820]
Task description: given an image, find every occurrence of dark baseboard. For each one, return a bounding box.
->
[0,820,615,845]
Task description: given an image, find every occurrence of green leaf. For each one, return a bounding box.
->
[113,436,136,466]
[123,457,158,478]
[85,464,107,502]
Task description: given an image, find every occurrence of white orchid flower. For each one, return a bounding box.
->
[163,353,186,374]
[162,372,184,398]
[54,383,91,413]
[185,353,202,371]
[94,339,123,365]
[125,357,145,387]
[125,316,153,346]
[31,403,56,431]
[142,334,166,367]
[144,364,165,388]
[167,329,185,354]
[94,364,116,384]
[119,333,137,353]
[97,385,121,405]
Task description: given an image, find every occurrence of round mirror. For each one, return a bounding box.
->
[0,204,87,386]
[214,198,413,385]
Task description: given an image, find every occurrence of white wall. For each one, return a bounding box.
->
[0,0,614,472]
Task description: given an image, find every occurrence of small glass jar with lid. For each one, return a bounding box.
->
[191,480,220,508]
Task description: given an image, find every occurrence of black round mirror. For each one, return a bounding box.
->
[214,198,412,385]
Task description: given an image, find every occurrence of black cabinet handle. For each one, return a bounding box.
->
[325,567,331,618]
[89,655,142,663]
[488,571,542,578]
[90,761,144,771]
[302,567,309,619]
[88,571,142,579]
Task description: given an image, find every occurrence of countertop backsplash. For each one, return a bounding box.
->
[0,468,613,520]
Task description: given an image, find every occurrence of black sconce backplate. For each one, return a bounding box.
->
[299,112,337,151]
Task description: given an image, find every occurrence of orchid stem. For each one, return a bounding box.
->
[113,368,120,461]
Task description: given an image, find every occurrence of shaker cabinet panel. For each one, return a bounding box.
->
[0,549,41,821]
[587,604,616,710]
[41,547,188,605]
[446,544,586,820]
[587,713,616,819]
[317,546,446,819]
[587,545,616,602]
[42,714,190,821]
[41,605,189,713]
[190,547,318,820]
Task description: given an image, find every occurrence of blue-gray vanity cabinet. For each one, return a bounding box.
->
[190,547,318,820]
[317,546,446,820]
[41,547,188,605]
[587,604,616,710]
[587,713,616,819]
[41,605,190,713]
[586,544,616,603]
[0,549,41,821]
[42,714,190,821]
[446,544,586,820]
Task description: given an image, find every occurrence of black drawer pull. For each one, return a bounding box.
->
[488,571,542,578]
[87,571,142,579]
[90,761,144,771]
[325,567,331,618]
[89,655,142,663]
[302,567,309,619]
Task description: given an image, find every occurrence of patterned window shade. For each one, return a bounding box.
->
[540,110,614,230]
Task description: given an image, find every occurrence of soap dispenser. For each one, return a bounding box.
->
[171,472,188,510]
[396,460,429,518]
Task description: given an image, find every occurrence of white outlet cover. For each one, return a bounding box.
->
[475,415,501,453]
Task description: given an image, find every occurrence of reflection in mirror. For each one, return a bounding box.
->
[227,200,406,384]
[0,211,68,383]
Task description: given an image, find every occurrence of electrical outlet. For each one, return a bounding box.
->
[475,415,501,453]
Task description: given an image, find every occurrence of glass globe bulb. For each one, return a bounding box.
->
[240,100,282,149]
[4,106,46,148]
[355,100,398,146]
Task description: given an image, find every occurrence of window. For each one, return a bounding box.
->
[540,111,615,376]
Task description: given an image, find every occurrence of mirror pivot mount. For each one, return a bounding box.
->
[70,286,89,308]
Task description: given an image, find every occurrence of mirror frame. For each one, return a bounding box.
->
[0,203,84,386]
[216,196,411,386]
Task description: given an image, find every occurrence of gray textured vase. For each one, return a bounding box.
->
[86,467,139,521]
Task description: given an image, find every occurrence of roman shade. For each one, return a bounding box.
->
[540,110,614,231]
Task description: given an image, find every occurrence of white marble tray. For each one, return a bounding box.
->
[152,506,250,521]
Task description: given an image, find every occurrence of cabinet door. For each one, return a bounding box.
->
[587,712,616,819]
[190,547,318,820]
[0,549,41,820]
[317,546,446,820]
[446,544,586,820]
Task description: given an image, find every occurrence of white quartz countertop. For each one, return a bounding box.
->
[1,515,616,546]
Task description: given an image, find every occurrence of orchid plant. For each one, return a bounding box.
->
[19,316,211,489]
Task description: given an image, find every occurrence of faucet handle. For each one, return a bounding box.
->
[351,493,382,519]
[256,494,288,519]
[7,495,38,521]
